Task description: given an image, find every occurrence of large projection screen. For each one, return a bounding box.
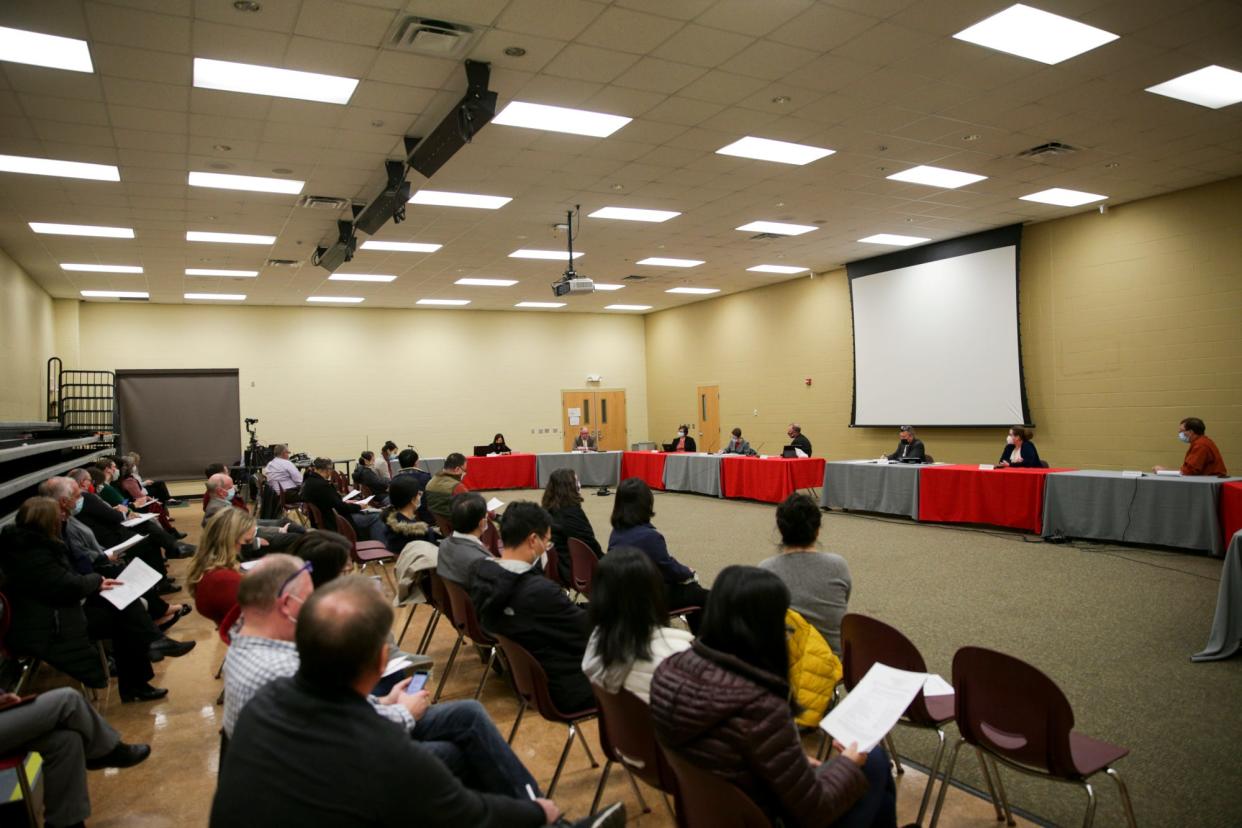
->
[849,225,1030,427]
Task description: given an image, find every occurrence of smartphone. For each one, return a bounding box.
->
[407,671,430,693]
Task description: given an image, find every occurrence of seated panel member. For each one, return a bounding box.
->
[1155,416,1228,476]
[668,424,696,453]
[572,427,597,450]
[998,426,1042,468]
[886,426,925,462]
[721,427,755,455]
[490,433,513,455]
[787,423,812,457]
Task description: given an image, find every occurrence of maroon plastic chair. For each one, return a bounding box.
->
[332,513,397,593]
[494,634,599,796]
[568,537,599,598]
[303,501,327,530]
[433,514,453,538]
[930,646,1137,828]
[0,591,39,695]
[480,520,502,557]
[663,749,772,828]
[435,579,502,703]
[402,571,445,655]
[590,684,682,817]
[544,544,570,589]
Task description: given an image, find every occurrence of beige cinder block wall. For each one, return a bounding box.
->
[0,249,56,421]
[76,304,648,461]
[645,176,1242,471]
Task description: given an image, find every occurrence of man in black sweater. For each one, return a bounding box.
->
[886,426,926,462]
[787,423,813,456]
[212,575,623,828]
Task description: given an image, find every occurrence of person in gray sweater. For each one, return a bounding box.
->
[758,493,851,655]
[435,492,492,587]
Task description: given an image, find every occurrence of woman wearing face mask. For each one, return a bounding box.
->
[997,425,1043,468]
[668,424,696,453]
[490,433,513,455]
[115,457,181,537]
[541,468,603,587]
[123,452,180,507]
[188,508,254,629]
[379,475,435,555]
[352,451,390,504]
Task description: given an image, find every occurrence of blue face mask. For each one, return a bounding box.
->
[72,497,85,515]
[226,486,237,500]
[1178,431,1190,443]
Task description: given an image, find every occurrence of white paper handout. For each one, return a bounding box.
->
[100,557,162,610]
[384,655,414,677]
[121,512,157,527]
[486,497,505,513]
[922,674,954,697]
[820,663,927,752]
[101,534,144,561]
[342,489,361,501]
[355,495,374,507]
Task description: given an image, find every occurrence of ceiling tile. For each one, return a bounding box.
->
[694,0,815,36]
[84,2,191,51]
[542,44,641,83]
[191,0,301,31]
[576,7,684,55]
[614,58,707,94]
[650,23,754,68]
[720,39,819,81]
[296,0,396,46]
[494,0,607,42]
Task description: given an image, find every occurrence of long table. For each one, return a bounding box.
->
[821,461,921,519]
[919,464,1067,534]
[620,451,666,490]
[1222,482,1242,552]
[1192,529,1242,662]
[536,451,622,487]
[721,456,825,504]
[462,452,538,490]
[664,453,723,497]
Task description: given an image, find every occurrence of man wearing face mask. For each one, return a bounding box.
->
[204,473,304,552]
[469,502,594,713]
[886,426,926,462]
[1154,417,1228,476]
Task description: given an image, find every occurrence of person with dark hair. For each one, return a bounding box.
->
[353,451,390,502]
[123,451,181,507]
[94,458,128,508]
[490,433,513,454]
[394,449,435,524]
[721,427,755,455]
[115,456,180,535]
[608,478,708,630]
[205,462,228,479]
[425,453,469,521]
[650,566,895,828]
[301,457,381,537]
[288,531,352,587]
[214,575,626,828]
[886,427,925,462]
[542,468,603,586]
[379,440,399,479]
[379,474,436,554]
[469,502,594,713]
[760,493,851,655]
[581,547,691,704]
[998,425,1042,468]
[1155,416,1228,476]
[436,492,491,587]
[787,423,813,457]
[668,424,696,453]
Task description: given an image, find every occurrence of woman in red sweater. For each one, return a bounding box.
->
[189,509,254,629]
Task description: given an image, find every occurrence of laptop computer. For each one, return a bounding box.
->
[473,445,495,457]
[781,445,799,458]
[661,442,677,452]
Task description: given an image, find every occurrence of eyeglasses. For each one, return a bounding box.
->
[278,561,314,600]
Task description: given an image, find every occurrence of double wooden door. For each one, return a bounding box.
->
[561,389,627,451]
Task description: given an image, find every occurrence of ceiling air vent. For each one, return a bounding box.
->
[389,17,479,56]
[1017,141,1079,159]
[297,195,349,210]
[265,258,301,269]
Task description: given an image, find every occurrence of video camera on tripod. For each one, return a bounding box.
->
[243,417,275,467]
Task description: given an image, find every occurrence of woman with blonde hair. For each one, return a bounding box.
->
[188,508,255,627]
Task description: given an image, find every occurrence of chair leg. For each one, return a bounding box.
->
[886,732,904,774]
[575,719,600,767]
[15,759,38,826]
[396,603,417,647]
[380,562,398,596]
[916,728,948,826]
[975,748,1005,822]
[416,608,441,655]
[1106,767,1138,828]
[472,647,496,700]
[507,701,526,745]
[625,768,652,814]
[988,756,1016,826]
[590,759,613,816]
[432,633,464,703]
[929,737,965,828]
[1081,781,1097,828]
[214,660,224,680]
[547,724,577,798]
[816,728,830,761]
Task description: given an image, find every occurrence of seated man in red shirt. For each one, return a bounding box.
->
[1155,417,1229,477]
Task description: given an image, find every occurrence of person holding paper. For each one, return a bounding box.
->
[997,426,1042,468]
[886,427,925,462]
[542,469,603,587]
[650,565,896,828]
[302,457,382,538]
[352,451,391,502]
[1154,416,1229,476]
[204,473,304,552]
[115,456,182,537]
[123,451,181,507]
[721,427,756,456]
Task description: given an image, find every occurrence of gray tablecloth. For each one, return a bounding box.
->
[420,457,445,476]
[537,451,622,487]
[1042,470,1240,556]
[663,454,723,497]
[821,461,921,520]
[1193,530,1242,662]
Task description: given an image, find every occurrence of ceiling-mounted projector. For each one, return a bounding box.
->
[550,205,594,297]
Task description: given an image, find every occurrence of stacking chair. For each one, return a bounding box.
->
[494,634,599,796]
[480,520,502,556]
[434,579,502,702]
[303,501,328,530]
[332,513,398,594]
[0,592,37,695]
[331,469,350,494]
[544,545,571,589]
[590,684,683,817]
[663,750,772,828]
[568,537,599,598]
[402,571,445,655]
[930,646,1137,828]
[434,514,453,538]
[0,752,39,825]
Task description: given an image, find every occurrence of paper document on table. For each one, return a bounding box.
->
[100,557,162,610]
[486,497,505,512]
[121,512,157,527]
[384,655,414,677]
[102,534,144,560]
[794,449,809,458]
[820,663,927,752]
[1154,470,1181,477]
[922,674,954,697]
[342,489,361,501]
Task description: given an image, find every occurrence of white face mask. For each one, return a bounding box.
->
[225,486,237,500]
[1177,431,1190,443]
[1006,435,1016,445]
[678,431,686,437]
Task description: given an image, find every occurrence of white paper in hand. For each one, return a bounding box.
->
[486,497,505,512]
[821,663,927,753]
[100,557,162,610]
[121,512,157,527]
[384,655,414,677]
[101,534,144,560]
[342,489,361,502]
[922,674,954,697]
[355,495,374,506]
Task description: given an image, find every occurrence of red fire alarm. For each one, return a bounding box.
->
[804,377,812,386]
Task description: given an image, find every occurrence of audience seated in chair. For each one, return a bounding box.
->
[393,449,435,524]
[188,509,253,629]
[83,466,191,559]
[425,453,469,522]
[353,451,390,503]
[542,469,603,588]
[263,445,304,500]
[436,493,493,588]
[301,457,381,538]
[114,456,179,535]
[122,451,180,506]
[378,474,436,554]
[204,473,304,552]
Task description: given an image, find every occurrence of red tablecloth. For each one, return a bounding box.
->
[1222,481,1242,548]
[721,456,826,504]
[918,464,1070,533]
[463,453,538,490]
[620,451,667,490]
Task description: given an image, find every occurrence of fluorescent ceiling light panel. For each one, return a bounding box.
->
[31,222,133,238]
[455,278,518,287]
[187,230,276,245]
[80,290,147,299]
[60,263,142,274]
[593,283,625,291]
[188,171,304,195]
[666,287,720,295]
[193,57,357,105]
[736,220,817,236]
[359,240,442,252]
[416,299,470,306]
[886,165,986,189]
[1019,188,1107,207]
[0,25,93,73]
[509,249,584,260]
[329,273,396,283]
[637,257,703,268]
[716,136,835,166]
[307,296,364,303]
[515,301,566,308]
[747,264,808,274]
[409,190,511,210]
[588,207,680,223]
[185,293,246,301]
[185,268,259,277]
[493,101,631,137]
[605,304,652,311]
[859,233,932,246]
[1146,65,1242,109]
[0,154,118,182]
[953,4,1118,65]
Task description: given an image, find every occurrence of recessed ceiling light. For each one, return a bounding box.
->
[953,4,1118,65]
[637,257,703,268]
[233,0,261,11]
[187,230,276,245]
[886,165,986,189]
[0,154,119,181]
[747,264,808,274]
[593,283,625,291]
[736,220,818,236]
[504,46,527,57]
[81,290,148,299]
[409,190,511,210]
[185,268,259,277]
[1019,188,1107,207]
[30,222,133,238]
[716,136,835,166]
[185,292,246,301]
[416,298,470,306]
[359,240,442,253]
[60,263,143,274]
[515,301,565,308]
[605,304,652,311]
[666,287,719,295]
[455,278,518,287]
[859,233,932,246]
[493,101,631,137]
[188,171,304,195]
[588,207,681,223]
[771,95,791,104]
[193,57,358,105]
[213,144,232,152]
[0,25,93,73]
[307,296,364,303]
[329,273,396,282]
[509,249,584,260]
[1146,65,1242,109]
